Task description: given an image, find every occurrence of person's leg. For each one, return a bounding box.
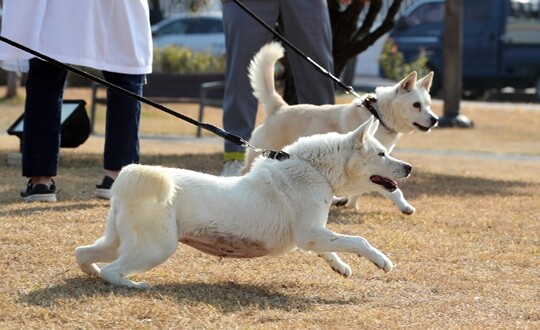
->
[96,71,144,198]
[279,0,335,105]
[21,58,68,201]
[221,0,279,175]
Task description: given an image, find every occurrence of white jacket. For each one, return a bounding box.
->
[0,0,152,74]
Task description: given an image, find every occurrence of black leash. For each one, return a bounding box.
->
[0,35,290,161]
[231,0,362,99]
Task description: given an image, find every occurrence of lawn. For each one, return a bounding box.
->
[0,87,539,329]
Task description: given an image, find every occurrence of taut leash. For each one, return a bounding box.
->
[0,35,290,161]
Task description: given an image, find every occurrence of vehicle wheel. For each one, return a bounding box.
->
[463,88,486,100]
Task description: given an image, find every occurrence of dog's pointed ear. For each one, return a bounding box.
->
[417,71,434,92]
[350,115,375,147]
[398,71,418,94]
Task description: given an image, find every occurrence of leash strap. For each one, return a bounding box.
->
[0,35,289,161]
[232,0,362,99]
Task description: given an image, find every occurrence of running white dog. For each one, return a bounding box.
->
[242,42,438,213]
[75,117,411,288]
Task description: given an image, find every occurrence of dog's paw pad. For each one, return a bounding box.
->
[382,260,393,273]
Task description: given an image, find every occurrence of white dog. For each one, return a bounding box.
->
[242,42,438,213]
[75,117,411,288]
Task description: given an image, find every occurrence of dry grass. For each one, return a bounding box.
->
[0,87,539,329]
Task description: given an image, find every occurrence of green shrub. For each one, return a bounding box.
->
[153,46,226,74]
[379,37,430,80]
[65,46,226,87]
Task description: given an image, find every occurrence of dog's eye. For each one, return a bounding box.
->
[413,102,421,109]
[378,151,385,157]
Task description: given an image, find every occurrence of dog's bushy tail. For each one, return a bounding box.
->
[248,41,288,116]
[112,164,175,205]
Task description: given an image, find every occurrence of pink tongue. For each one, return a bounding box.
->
[369,175,397,192]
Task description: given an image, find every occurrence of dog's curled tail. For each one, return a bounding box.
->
[112,164,175,205]
[248,41,288,116]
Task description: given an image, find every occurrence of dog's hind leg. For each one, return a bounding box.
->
[318,252,352,277]
[99,210,178,289]
[298,227,393,274]
[75,204,121,276]
[75,236,119,277]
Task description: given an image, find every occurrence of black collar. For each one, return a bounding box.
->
[360,95,397,135]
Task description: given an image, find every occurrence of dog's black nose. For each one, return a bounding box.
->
[404,163,412,174]
[431,116,439,126]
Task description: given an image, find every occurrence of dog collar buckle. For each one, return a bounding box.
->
[361,95,397,135]
[262,149,290,161]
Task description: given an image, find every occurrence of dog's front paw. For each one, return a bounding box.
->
[133,281,152,289]
[368,253,393,273]
[124,280,152,289]
[331,261,352,277]
[401,204,415,215]
[319,252,352,277]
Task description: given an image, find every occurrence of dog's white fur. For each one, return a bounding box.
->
[242,42,438,213]
[75,117,411,288]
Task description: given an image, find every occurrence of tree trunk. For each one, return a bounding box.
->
[5,72,20,99]
[439,0,473,128]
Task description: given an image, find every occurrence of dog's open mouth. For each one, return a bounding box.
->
[413,122,431,132]
[370,175,398,192]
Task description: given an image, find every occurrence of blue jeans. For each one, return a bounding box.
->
[22,58,144,177]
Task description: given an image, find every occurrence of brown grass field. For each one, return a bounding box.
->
[0,87,539,329]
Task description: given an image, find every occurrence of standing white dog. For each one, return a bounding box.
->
[75,117,411,288]
[242,42,438,213]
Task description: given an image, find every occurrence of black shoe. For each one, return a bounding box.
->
[21,179,57,202]
[95,176,115,199]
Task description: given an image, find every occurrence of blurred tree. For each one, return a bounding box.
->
[5,72,20,99]
[172,0,212,13]
[330,0,402,76]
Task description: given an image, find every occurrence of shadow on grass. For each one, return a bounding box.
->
[19,277,360,312]
[403,171,537,198]
[57,152,223,175]
[0,200,102,218]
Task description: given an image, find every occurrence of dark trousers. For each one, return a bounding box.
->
[22,58,144,177]
[222,0,335,153]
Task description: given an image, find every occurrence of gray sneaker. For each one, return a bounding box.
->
[21,179,57,202]
[221,160,244,177]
